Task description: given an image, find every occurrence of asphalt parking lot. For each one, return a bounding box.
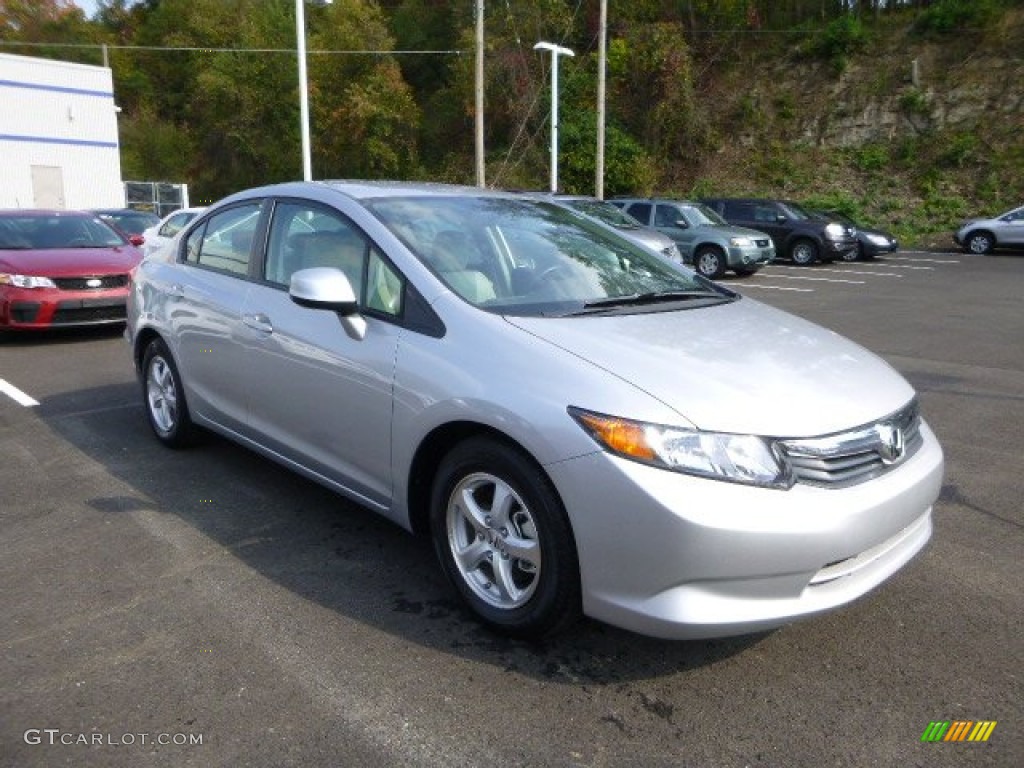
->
[1,249,1021,767]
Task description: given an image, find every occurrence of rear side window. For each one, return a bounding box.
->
[624,202,652,225]
[184,203,261,276]
[723,201,755,220]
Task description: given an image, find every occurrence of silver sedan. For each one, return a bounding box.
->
[126,181,944,639]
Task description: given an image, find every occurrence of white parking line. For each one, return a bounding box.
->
[756,273,866,285]
[0,378,39,407]
[737,283,815,293]
[888,255,961,264]
[769,265,904,278]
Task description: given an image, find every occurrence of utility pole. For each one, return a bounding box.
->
[534,41,574,194]
[595,0,607,200]
[475,0,485,187]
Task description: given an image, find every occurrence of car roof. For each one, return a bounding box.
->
[221,180,521,206]
[0,209,94,219]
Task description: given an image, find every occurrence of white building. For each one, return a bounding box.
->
[0,52,125,209]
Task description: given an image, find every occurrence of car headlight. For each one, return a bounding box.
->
[824,223,846,239]
[866,233,890,246]
[729,236,754,247]
[0,273,57,289]
[569,408,792,489]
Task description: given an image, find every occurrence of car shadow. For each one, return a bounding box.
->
[36,382,769,683]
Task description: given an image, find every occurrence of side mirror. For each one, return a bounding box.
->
[674,219,689,229]
[776,214,788,223]
[129,234,145,247]
[289,267,366,340]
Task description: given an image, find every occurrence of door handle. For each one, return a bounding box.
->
[242,312,273,334]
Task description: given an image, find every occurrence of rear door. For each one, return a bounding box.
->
[170,202,263,433]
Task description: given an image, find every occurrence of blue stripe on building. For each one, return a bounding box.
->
[0,134,118,149]
[0,78,114,99]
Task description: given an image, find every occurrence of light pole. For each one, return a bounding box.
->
[534,41,574,193]
[296,0,332,181]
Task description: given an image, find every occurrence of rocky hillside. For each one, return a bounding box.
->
[680,8,1023,244]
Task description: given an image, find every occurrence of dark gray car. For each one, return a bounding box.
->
[702,197,857,265]
[611,197,775,279]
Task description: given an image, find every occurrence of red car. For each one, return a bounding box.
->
[0,210,142,331]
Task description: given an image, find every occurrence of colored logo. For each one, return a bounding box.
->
[921,720,997,742]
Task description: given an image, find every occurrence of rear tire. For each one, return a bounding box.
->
[430,437,581,639]
[142,338,197,448]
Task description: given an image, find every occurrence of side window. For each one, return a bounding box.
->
[160,213,186,238]
[365,247,404,317]
[264,202,369,303]
[187,204,261,276]
[723,201,752,220]
[625,202,652,225]
[653,204,681,228]
[754,205,779,223]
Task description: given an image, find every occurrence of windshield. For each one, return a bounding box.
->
[0,214,126,250]
[680,204,728,227]
[367,196,727,317]
[780,202,813,220]
[564,199,643,230]
[100,211,160,234]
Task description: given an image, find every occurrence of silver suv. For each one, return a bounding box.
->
[954,205,1024,254]
[540,195,683,265]
[611,198,775,278]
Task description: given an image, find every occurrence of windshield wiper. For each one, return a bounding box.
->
[579,289,725,311]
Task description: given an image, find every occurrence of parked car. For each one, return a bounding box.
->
[612,197,775,279]
[702,198,857,265]
[0,209,142,330]
[953,204,1024,254]
[93,207,160,245]
[542,194,683,265]
[127,181,943,640]
[816,210,899,261]
[140,207,205,256]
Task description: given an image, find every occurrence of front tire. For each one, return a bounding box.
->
[142,338,197,448]
[790,239,818,266]
[964,231,995,255]
[840,246,860,262]
[694,246,727,279]
[430,437,581,639]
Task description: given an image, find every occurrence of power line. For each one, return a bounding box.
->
[0,40,463,56]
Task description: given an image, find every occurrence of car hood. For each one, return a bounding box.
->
[707,224,770,240]
[505,298,915,437]
[0,246,141,276]
[622,228,677,252]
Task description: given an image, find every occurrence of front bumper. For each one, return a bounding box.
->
[547,420,943,639]
[825,237,858,255]
[0,287,128,329]
[726,245,776,268]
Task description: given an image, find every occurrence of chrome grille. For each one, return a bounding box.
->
[778,400,923,488]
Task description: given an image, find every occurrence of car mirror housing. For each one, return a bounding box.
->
[289,267,366,339]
